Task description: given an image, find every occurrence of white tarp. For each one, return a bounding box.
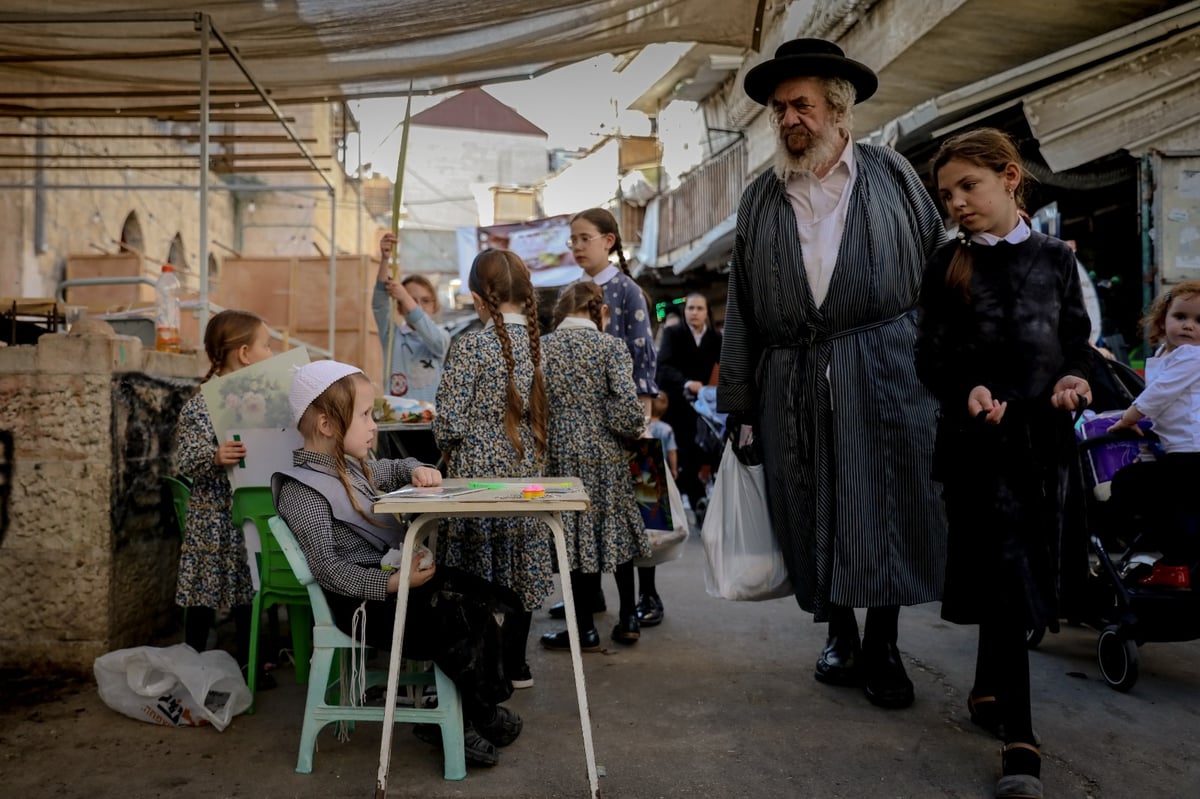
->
[0,1,766,113]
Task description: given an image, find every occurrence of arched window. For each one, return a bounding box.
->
[119,211,144,254]
[208,253,220,280]
[166,233,186,271]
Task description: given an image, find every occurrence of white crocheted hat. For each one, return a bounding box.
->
[288,360,364,425]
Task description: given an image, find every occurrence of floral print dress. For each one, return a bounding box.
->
[542,321,650,571]
[174,392,256,609]
[433,319,554,611]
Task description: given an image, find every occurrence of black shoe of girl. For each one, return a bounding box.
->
[412,723,499,767]
[635,594,664,626]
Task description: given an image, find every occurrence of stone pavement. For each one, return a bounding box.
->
[2,533,1198,798]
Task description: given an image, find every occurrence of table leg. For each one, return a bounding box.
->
[375,512,439,799]
[539,511,600,799]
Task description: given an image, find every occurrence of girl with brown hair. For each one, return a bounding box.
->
[175,310,273,678]
[917,127,1093,799]
[433,248,551,689]
[540,281,650,648]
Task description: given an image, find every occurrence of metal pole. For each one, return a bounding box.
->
[329,188,337,358]
[197,13,211,334]
[0,183,329,192]
[356,111,364,256]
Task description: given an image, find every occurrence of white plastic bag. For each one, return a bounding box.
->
[94,644,252,731]
[634,469,689,567]
[701,442,792,601]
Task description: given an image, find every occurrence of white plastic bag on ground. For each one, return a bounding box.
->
[701,442,792,601]
[634,468,689,567]
[94,643,252,731]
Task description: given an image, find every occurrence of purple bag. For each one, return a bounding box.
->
[1077,412,1164,487]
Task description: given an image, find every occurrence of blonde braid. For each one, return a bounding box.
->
[524,293,549,461]
[487,292,526,460]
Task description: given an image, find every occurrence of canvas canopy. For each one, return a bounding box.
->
[0,1,766,115]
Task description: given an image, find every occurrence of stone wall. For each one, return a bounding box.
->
[0,331,202,676]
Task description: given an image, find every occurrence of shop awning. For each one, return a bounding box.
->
[0,1,768,116]
[863,1,1200,169]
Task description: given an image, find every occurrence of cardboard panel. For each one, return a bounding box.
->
[64,254,152,313]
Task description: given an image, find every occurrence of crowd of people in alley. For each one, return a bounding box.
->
[169,37,1200,799]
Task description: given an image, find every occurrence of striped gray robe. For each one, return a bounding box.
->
[717,143,948,621]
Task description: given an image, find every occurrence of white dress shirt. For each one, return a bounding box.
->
[785,137,856,306]
[970,217,1031,246]
[1135,343,1200,453]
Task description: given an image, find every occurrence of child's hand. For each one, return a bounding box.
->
[1108,406,1145,435]
[214,439,247,466]
[967,385,1006,425]
[1051,375,1091,411]
[386,562,437,593]
[379,232,396,263]
[410,466,441,487]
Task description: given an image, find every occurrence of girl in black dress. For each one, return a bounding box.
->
[916,128,1093,799]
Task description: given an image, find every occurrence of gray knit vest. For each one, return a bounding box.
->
[272,464,401,552]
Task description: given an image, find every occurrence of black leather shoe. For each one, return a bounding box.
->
[862,642,915,709]
[635,594,664,626]
[474,705,523,747]
[548,589,607,620]
[540,627,601,652]
[814,634,861,686]
[611,613,641,643]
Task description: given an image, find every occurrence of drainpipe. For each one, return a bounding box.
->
[1140,154,1154,323]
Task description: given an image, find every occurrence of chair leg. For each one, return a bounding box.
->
[245,595,265,714]
[432,665,466,781]
[296,644,335,774]
[289,604,313,685]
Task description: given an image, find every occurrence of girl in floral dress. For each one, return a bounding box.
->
[540,282,650,650]
[175,310,274,678]
[433,249,550,688]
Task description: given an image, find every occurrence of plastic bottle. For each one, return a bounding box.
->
[154,264,181,353]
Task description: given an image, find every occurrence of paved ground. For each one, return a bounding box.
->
[3,532,1198,798]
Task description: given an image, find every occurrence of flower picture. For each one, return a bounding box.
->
[201,347,310,443]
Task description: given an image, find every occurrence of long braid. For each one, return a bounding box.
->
[524,292,548,462]
[587,295,603,330]
[487,292,526,461]
[612,233,633,278]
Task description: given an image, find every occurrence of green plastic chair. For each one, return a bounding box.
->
[267,515,466,779]
[232,486,313,712]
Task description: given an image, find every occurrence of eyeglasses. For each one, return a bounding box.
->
[566,233,608,248]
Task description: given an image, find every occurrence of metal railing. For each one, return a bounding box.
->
[657,140,747,256]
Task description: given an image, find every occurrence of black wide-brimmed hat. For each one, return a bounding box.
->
[743,38,878,106]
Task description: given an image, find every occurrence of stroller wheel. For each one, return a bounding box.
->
[1025,626,1045,650]
[1097,625,1139,692]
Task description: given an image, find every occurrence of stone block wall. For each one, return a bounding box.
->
[0,332,203,676]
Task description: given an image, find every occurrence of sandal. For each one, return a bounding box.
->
[968,692,1003,738]
[996,742,1042,799]
[474,705,523,747]
[412,722,499,767]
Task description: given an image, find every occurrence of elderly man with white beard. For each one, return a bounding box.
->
[717,39,948,709]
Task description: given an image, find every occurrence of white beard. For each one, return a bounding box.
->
[772,124,844,182]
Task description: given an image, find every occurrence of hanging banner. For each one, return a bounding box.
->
[460,214,585,289]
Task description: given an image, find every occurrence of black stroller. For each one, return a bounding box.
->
[1034,357,1200,692]
[690,386,728,521]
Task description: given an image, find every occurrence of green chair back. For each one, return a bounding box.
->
[163,475,192,539]
[232,485,313,708]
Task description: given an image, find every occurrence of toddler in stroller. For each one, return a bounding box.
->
[1068,283,1200,691]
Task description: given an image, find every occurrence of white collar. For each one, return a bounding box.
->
[971,217,1031,247]
[585,264,620,285]
[556,316,598,331]
[483,311,529,329]
[690,324,708,338]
